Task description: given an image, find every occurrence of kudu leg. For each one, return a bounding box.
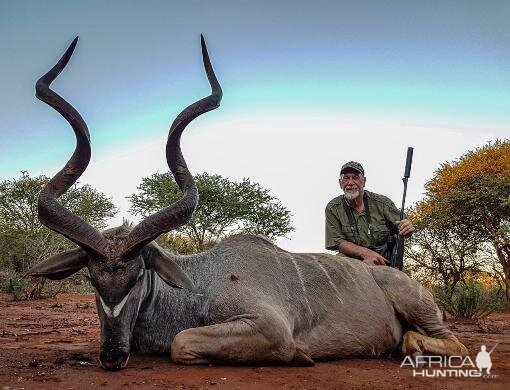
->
[370,268,468,357]
[402,331,468,357]
[171,315,314,366]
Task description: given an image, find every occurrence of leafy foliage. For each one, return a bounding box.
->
[0,269,25,295]
[433,280,505,319]
[155,233,214,255]
[405,221,487,288]
[0,172,117,294]
[129,172,294,252]
[424,139,510,196]
[409,140,510,304]
[414,140,510,236]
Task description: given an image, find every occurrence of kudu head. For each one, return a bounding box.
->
[24,36,222,370]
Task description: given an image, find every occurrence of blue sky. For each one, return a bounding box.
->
[1,1,508,251]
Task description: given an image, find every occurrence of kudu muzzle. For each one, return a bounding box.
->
[26,35,222,370]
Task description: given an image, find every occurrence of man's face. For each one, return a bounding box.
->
[339,171,365,200]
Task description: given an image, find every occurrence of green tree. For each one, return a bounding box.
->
[129,172,294,252]
[412,140,510,304]
[0,172,117,275]
[405,216,487,289]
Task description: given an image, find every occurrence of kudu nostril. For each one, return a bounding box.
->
[27,35,221,370]
[27,34,470,369]
[99,351,129,371]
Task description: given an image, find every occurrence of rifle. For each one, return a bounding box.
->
[390,147,413,270]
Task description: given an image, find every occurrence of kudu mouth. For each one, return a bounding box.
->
[31,35,222,370]
[99,351,130,371]
[97,312,135,371]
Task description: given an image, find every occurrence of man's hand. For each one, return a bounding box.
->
[395,219,415,237]
[360,248,388,266]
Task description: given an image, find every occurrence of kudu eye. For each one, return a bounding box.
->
[34,35,222,371]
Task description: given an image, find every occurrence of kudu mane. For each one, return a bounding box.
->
[24,35,469,371]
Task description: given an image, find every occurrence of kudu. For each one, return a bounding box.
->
[26,36,467,370]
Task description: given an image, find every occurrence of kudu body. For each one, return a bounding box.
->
[26,37,468,370]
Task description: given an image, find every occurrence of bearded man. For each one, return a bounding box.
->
[325,161,415,265]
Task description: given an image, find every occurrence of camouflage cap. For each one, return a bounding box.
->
[340,161,364,175]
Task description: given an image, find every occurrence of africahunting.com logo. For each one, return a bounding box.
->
[401,344,499,379]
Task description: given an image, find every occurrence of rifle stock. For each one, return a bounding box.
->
[390,147,413,270]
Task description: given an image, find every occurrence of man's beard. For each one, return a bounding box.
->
[343,187,360,200]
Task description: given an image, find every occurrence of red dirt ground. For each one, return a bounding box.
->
[0,293,508,389]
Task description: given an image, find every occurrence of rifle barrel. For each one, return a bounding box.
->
[400,178,408,221]
[392,146,414,270]
[400,147,413,220]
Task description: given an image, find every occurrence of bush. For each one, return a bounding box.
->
[0,172,117,283]
[0,268,93,299]
[0,270,25,294]
[433,280,505,319]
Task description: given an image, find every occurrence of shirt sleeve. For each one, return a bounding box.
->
[325,205,346,250]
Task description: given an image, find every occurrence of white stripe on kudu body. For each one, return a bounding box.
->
[27,36,469,370]
[291,258,313,322]
[313,257,344,304]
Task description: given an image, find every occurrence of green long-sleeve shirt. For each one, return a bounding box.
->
[325,190,400,258]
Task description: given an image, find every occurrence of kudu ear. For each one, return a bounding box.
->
[23,248,89,280]
[143,244,197,292]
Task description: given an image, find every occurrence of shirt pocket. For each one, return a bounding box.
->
[341,226,357,242]
[370,225,390,247]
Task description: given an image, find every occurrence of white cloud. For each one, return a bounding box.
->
[79,113,493,253]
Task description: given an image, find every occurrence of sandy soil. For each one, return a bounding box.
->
[0,293,508,389]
